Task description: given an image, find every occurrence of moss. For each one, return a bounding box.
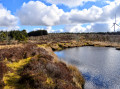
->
[50,43,62,51]
[3,73,20,88]
[3,57,32,89]
[43,77,56,89]
[3,86,15,89]
[84,43,88,45]
[7,57,31,71]
[46,77,54,86]
[37,44,47,48]
[56,47,62,51]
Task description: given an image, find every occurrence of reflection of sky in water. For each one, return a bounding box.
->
[55,46,120,89]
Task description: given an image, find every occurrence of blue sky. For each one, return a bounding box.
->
[0,0,120,32]
[0,0,108,12]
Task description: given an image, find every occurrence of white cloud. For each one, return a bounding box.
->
[69,6,103,23]
[17,0,120,32]
[91,23,110,32]
[62,19,120,33]
[18,1,64,26]
[64,24,87,33]
[46,0,96,7]
[0,26,20,31]
[0,4,17,27]
[18,1,120,25]
[18,1,104,26]
[46,26,55,33]
[59,29,64,32]
[33,28,44,31]
[46,26,64,33]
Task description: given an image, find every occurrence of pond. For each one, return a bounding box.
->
[55,46,120,89]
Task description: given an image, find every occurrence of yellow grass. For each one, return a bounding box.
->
[3,57,32,89]
[0,44,23,49]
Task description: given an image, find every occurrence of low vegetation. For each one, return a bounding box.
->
[0,44,85,89]
[83,33,120,43]
[1,32,120,89]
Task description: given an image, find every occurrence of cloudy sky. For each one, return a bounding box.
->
[0,0,120,33]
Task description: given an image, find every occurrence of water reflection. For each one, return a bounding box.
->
[55,46,120,89]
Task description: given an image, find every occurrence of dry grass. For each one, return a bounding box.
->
[0,44,23,49]
[38,45,59,62]
[89,41,120,47]
[68,64,85,89]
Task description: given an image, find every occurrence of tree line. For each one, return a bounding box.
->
[28,30,48,36]
[0,30,28,42]
[0,30,48,42]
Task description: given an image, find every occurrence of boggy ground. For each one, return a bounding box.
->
[1,33,120,89]
[0,44,85,89]
[40,41,120,51]
[28,33,120,51]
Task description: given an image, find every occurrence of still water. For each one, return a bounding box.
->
[55,46,120,89]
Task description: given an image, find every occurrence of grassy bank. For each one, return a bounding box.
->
[0,44,85,89]
[28,33,120,50]
[37,41,120,51]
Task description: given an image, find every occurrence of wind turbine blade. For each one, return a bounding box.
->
[116,24,120,27]
[111,24,114,28]
[115,14,116,23]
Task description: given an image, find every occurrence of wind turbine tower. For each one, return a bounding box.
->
[112,14,120,32]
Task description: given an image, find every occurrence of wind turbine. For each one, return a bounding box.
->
[112,14,120,32]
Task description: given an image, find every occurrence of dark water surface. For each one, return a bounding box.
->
[55,46,120,89]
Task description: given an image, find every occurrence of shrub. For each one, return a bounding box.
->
[0,30,28,43]
[28,30,48,36]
